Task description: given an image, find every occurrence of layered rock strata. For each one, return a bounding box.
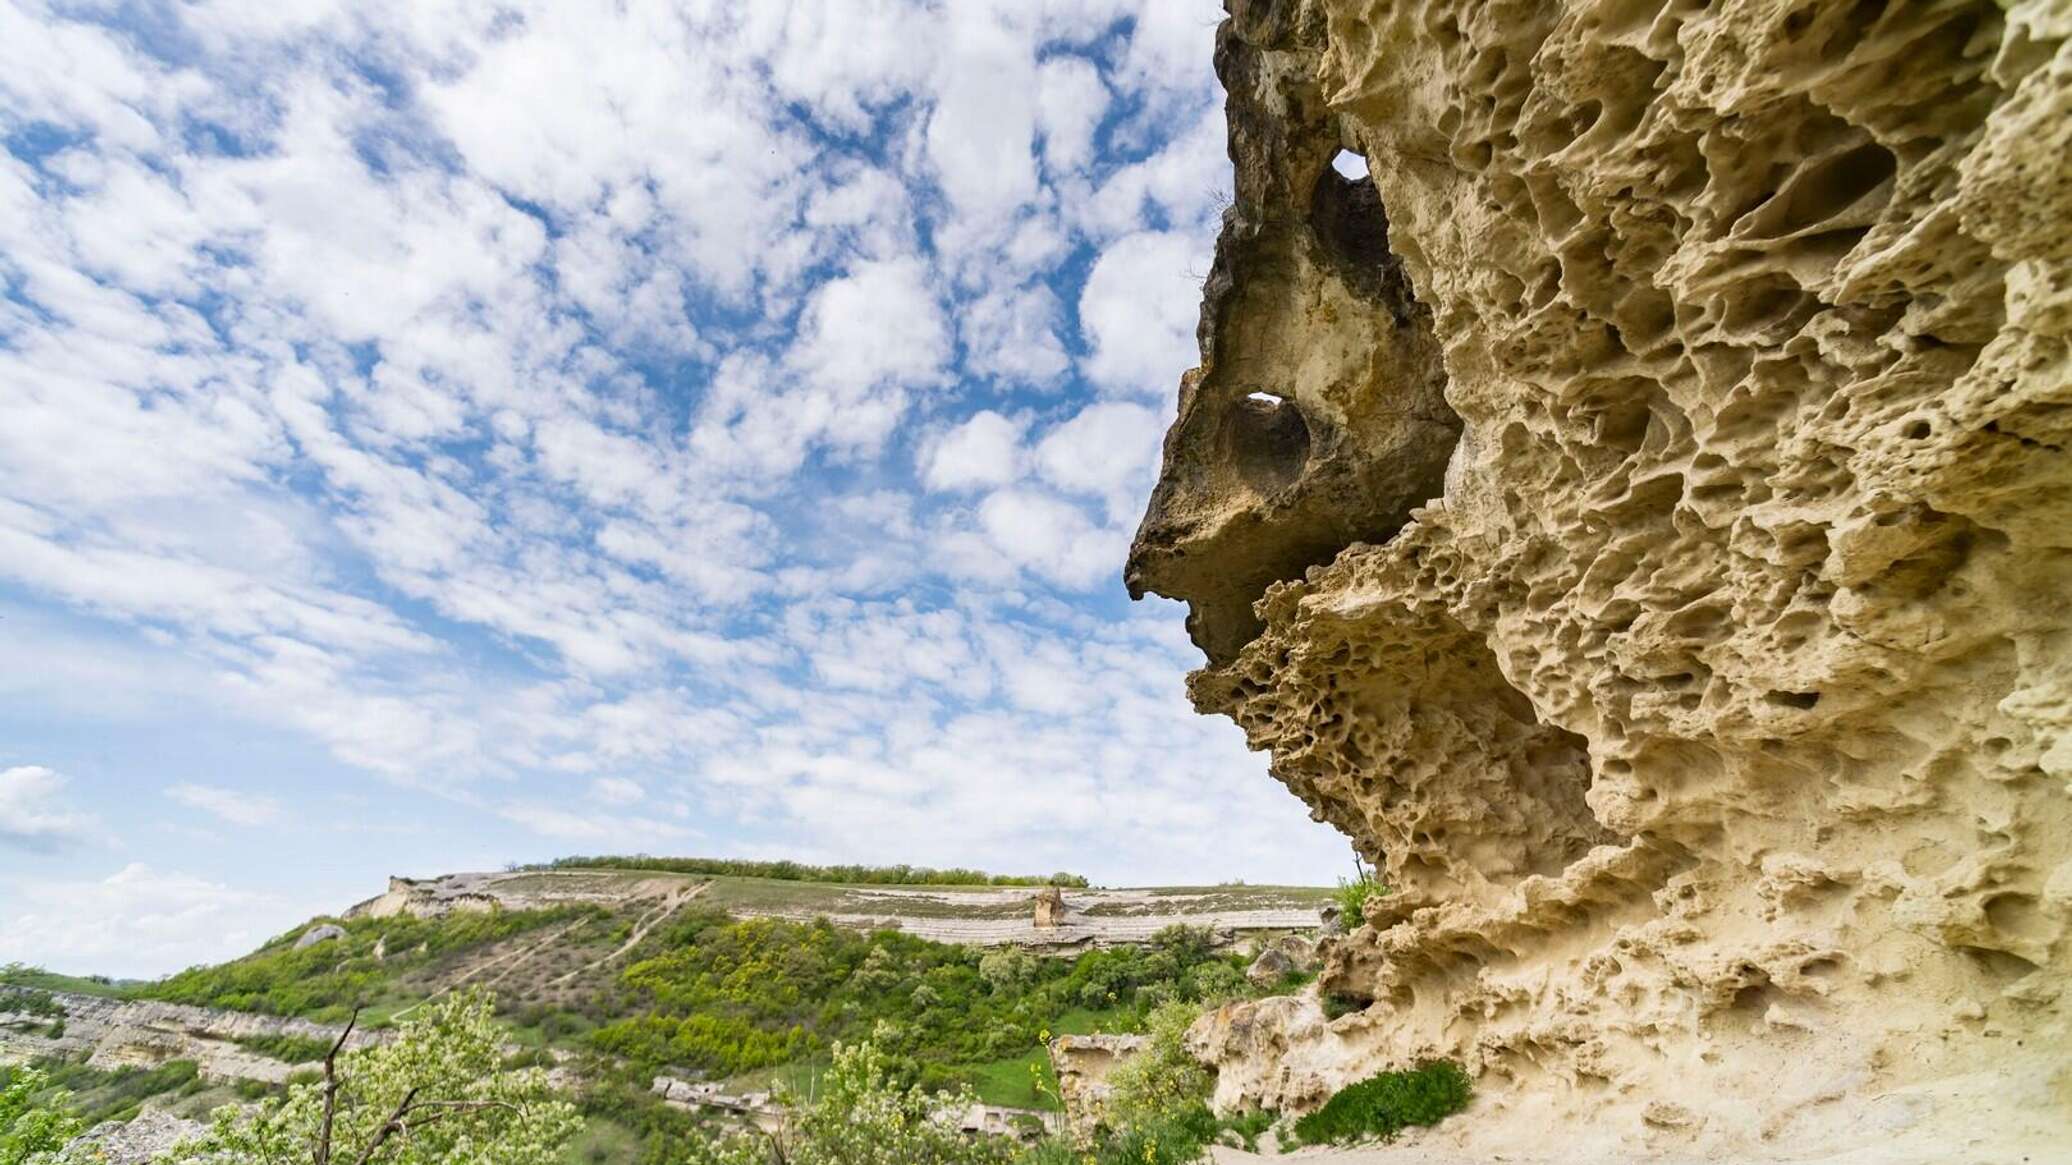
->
[1129,0,2072,1158]
[0,990,372,1084]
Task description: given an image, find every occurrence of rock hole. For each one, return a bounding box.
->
[1330,148,1369,180]
[1310,156,1419,317]
[1770,141,1898,236]
[1766,690,1822,710]
[1903,420,1932,440]
[1983,893,2047,942]
[1962,946,2040,982]
[1222,392,1313,494]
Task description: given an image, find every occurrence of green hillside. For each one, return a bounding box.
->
[4,862,1333,1165]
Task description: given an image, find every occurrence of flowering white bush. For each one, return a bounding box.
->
[168,991,579,1165]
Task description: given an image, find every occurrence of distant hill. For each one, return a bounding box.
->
[0,861,1332,1165]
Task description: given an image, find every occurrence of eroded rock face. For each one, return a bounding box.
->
[1133,0,2072,1158]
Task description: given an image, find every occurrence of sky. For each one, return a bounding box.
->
[0,0,1353,980]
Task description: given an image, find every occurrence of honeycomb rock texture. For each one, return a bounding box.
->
[1129,0,2072,1158]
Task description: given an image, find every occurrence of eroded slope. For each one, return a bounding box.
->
[1130,0,2072,1158]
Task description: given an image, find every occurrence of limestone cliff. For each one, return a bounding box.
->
[1129,0,2072,1158]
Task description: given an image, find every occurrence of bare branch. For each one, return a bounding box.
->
[315,1007,361,1165]
[347,1085,421,1165]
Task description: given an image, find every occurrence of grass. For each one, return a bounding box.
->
[231,1032,335,1064]
[520,855,1088,888]
[954,1047,1058,1109]
[1290,1060,1471,1145]
[6,1058,211,1125]
[0,965,134,998]
[555,1114,644,1165]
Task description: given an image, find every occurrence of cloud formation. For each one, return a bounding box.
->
[0,0,1345,973]
[0,766,98,853]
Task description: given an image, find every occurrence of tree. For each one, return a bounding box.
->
[170,990,579,1165]
[0,1068,82,1165]
[1100,1000,1212,1136]
[976,948,1035,994]
[685,1042,1016,1165]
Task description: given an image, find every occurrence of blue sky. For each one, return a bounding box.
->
[0,0,1349,978]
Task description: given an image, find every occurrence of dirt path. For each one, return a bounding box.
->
[549,881,706,986]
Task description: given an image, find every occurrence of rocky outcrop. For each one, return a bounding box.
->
[346,874,500,920]
[0,991,371,1084]
[1048,1033,1150,1140]
[1033,886,1069,928]
[1132,0,2072,1159]
[55,1109,209,1165]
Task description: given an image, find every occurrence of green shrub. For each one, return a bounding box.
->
[520,854,1088,887]
[0,988,65,1020]
[0,1067,83,1165]
[232,1031,334,1063]
[1334,874,1385,930]
[1290,1060,1471,1145]
[1320,990,1370,1020]
[139,906,595,1018]
[1103,1001,1211,1133]
[1218,1108,1276,1152]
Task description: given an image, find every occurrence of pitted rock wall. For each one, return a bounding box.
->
[1130,0,2072,1159]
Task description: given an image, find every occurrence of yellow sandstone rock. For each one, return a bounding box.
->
[1131,0,2072,1159]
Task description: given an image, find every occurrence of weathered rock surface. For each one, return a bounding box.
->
[1132,0,2072,1159]
[292,923,345,949]
[55,1109,209,1165]
[1048,1033,1151,1140]
[0,990,370,1084]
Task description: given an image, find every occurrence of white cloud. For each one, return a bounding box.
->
[790,257,951,396]
[591,776,645,806]
[498,802,690,847]
[0,765,99,853]
[924,6,1040,222]
[1035,55,1110,176]
[960,283,1070,388]
[1035,400,1169,512]
[166,782,283,827]
[923,411,1027,492]
[0,0,1354,963]
[1078,230,1208,396]
[0,863,293,979]
[975,488,1126,590]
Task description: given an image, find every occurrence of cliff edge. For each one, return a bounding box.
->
[1129,0,2072,1159]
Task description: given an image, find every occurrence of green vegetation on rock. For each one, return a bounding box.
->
[591,911,1243,1104]
[1333,869,1385,930]
[684,1041,1019,1165]
[523,855,1088,887]
[140,906,599,1020]
[1289,1059,1472,1146]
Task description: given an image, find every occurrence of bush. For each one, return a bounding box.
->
[1334,874,1385,930]
[232,1032,334,1064]
[1289,1060,1471,1146]
[0,1067,82,1165]
[0,988,64,1021]
[520,855,1088,888]
[1101,1001,1211,1135]
[170,991,581,1165]
[683,1042,1018,1165]
[141,906,595,1018]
